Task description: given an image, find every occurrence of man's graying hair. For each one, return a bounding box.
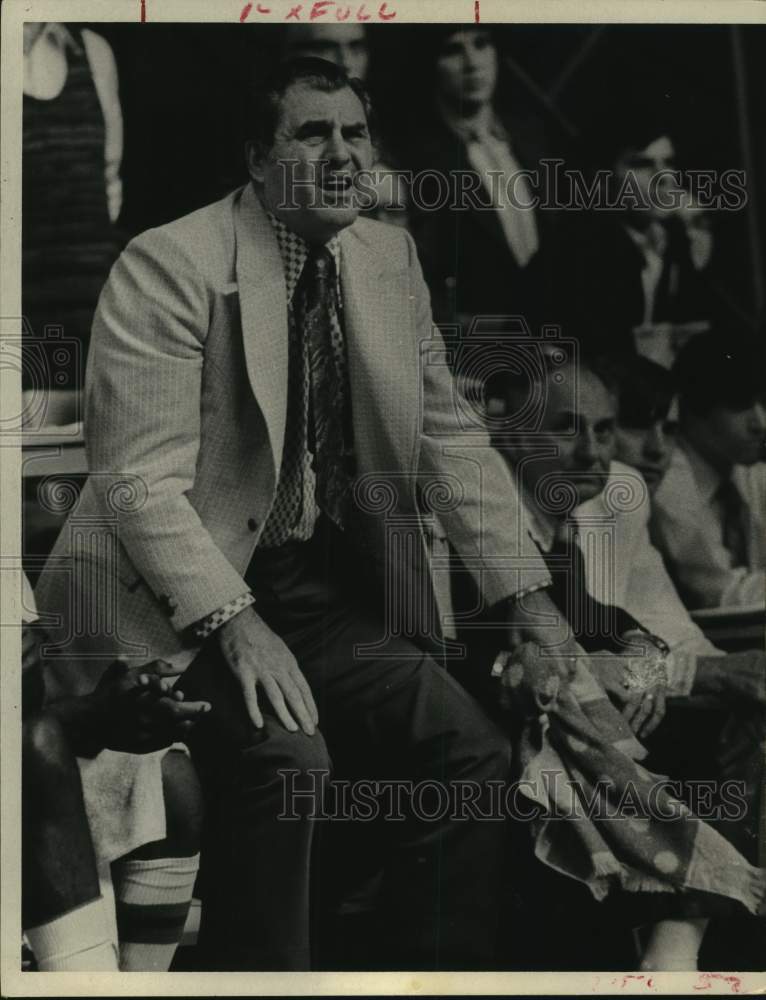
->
[247,56,377,157]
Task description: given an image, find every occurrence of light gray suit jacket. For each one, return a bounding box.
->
[36,183,549,696]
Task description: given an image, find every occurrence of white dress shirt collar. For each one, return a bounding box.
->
[265,210,342,304]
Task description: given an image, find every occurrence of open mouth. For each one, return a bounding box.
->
[320,175,354,193]
[318,175,357,208]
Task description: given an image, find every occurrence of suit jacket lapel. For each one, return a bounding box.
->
[234,183,289,479]
[234,190,419,492]
[340,225,419,485]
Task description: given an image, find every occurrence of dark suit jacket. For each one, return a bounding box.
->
[553,212,712,355]
[402,108,565,331]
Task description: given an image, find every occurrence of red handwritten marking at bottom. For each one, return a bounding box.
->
[140,0,146,21]
[693,973,743,993]
[240,2,254,19]
[474,0,480,23]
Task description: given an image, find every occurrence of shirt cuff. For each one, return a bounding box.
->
[666,647,699,698]
[191,592,255,640]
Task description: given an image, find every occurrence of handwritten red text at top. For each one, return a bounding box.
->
[240,1,397,21]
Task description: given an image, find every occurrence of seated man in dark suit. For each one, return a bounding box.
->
[558,108,713,360]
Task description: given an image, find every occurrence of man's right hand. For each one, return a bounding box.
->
[217,606,318,735]
[504,587,583,680]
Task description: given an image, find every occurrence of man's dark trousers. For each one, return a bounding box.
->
[177,519,511,970]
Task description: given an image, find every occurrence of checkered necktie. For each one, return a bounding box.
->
[296,245,353,529]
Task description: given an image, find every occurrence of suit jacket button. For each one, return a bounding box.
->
[248,518,258,532]
[158,594,176,615]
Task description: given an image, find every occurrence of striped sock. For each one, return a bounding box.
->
[26,896,119,971]
[114,854,199,972]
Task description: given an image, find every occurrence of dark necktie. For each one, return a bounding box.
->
[543,529,641,652]
[294,245,352,529]
[717,477,749,568]
[653,215,692,322]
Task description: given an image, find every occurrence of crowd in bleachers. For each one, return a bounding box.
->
[19,21,765,974]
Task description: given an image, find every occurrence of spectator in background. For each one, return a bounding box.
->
[559,107,713,361]
[397,26,565,332]
[574,355,705,693]
[281,24,408,228]
[22,22,124,392]
[574,355,764,863]
[652,332,766,609]
[485,351,766,969]
[282,23,369,79]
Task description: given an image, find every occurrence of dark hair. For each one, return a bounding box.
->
[393,25,502,128]
[600,353,677,428]
[582,88,681,172]
[418,23,497,73]
[673,329,766,418]
[246,56,376,155]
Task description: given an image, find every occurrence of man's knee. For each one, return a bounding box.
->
[225,722,331,825]
[241,718,331,769]
[417,657,512,781]
[23,713,73,781]
[22,714,83,827]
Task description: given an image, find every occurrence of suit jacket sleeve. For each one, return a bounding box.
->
[85,228,251,631]
[405,231,551,606]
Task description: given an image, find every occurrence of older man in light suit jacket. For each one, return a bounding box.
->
[35,58,579,970]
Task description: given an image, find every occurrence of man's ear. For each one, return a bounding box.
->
[245,140,265,184]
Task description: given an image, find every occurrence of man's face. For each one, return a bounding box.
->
[435,29,497,109]
[694,401,766,468]
[508,365,616,510]
[286,25,369,81]
[615,397,679,495]
[615,134,680,219]
[250,81,373,244]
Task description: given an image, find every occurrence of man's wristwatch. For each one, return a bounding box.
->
[621,629,670,693]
